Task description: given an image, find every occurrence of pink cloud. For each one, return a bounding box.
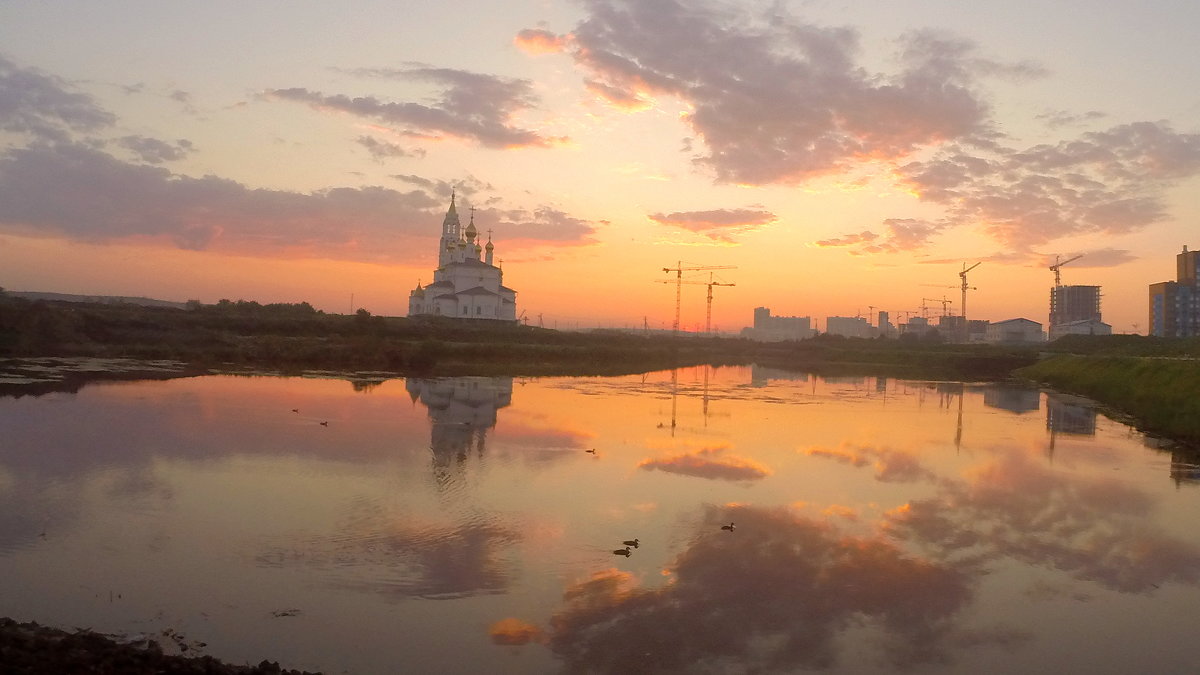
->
[648,208,776,241]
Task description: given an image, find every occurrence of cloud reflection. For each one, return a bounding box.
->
[548,505,1019,672]
[257,504,522,600]
[638,444,770,482]
[489,618,544,646]
[884,450,1200,592]
[803,441,936,483]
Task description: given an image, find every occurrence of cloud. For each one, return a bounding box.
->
[1068,247,1138,268]
[648,208,775,242]
[895,121,1200,251]
[540,0,1002,184]
[1036,109,1107,129]
[0,142,596,260]
[116,135,194,164]
[548,504,1021,671]
[268,66,564,149]
[356,135,424,162]
[814,230,878,248]
[514,28,569,54]
[492,206,598,245]
[0,54,116,140]
[638,444,771,481]
[824,121,1200,255]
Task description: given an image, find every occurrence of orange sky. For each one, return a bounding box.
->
[2,2,1199,333]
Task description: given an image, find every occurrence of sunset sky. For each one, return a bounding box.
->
[2,1,1198,333]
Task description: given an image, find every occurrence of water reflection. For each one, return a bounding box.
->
[1047,393,1098,436]
[549,504,1022,673]
[984,385,1041,414]
[406,376,513,488]
[2,369,1200,673]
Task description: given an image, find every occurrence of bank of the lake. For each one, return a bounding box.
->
[1017,354,1200,444]
[0,294,1038,380]
[0,618,320,674]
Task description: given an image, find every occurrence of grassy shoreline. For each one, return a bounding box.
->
[1016,354,1200,444]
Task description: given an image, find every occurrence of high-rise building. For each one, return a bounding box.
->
[1049,285,1101,326]
[1048,284,1111,339]
[1149,246,1200,337]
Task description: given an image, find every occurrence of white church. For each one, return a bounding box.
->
[408,193,517,321]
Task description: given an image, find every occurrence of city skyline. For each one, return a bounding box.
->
[2,1,1199,333]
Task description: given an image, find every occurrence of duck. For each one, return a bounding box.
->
[319,421,329,427]
[721,522,735,531]
[612,546,632,556]
[291,408,299,413]
[622,538,640,548]
[585,448,597,454]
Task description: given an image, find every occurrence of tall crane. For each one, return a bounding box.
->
[922,297,954,316]
[1049,254,1082,287]
[959,262,981,341]
[661,262,736,335]
[657,273,735,334]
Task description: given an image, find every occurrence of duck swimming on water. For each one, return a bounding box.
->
[622,538,640,548]
[612,546,632,556]
[721,522,735,531]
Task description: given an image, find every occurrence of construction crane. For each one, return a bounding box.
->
[1049,254,1082,287]
[959,262,981,341]
[661,262,736,335]
[657,273,735,335]
[922,297,954,316]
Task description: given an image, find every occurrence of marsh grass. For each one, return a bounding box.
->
[1018,354,1200,442]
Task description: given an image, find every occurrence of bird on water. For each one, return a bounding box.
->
[721,522,735,531]
[612,546,632,556]
[623,538,640,548]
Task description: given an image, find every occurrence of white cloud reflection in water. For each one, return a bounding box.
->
[1,366,1199,673]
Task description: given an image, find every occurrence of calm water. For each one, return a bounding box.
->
[2,366,1200,674]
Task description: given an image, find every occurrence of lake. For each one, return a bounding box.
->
[2,365,1199,674]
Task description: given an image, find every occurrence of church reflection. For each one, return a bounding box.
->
[406,376,513,487]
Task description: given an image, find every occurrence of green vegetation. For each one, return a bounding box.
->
[1018,353,1200,443]
[0,292,1041,379]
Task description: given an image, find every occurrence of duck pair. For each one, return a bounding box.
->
[612,538,639,555]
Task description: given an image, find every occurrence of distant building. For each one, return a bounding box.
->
[741,307,813,341]
[985,318,1043,344]
[1050,285,1101,331]
[408,193,517,321]
[1149,245,1200,337]
[937,315,966,341]
[1049,318,1112,340]
[825,316,871,338]
[877,311,893,338]
[903,316,931,335]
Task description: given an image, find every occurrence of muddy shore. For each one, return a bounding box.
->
[0,618,321,674]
